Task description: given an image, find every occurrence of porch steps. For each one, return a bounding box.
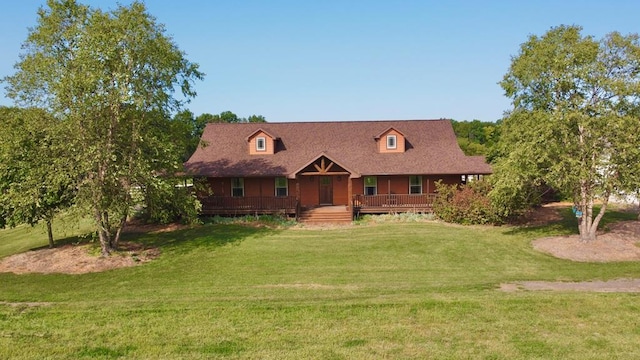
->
[298,206,353,224]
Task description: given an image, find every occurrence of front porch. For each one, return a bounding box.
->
[353,194,437,214]
[199,193,438,218]
[199,195,298,216]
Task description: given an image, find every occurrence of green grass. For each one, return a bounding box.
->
[0,215,95,259]
[1,209,640,359]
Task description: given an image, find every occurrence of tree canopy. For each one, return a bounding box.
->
[493,25,640,241]
[451,119,500,156]
[0,107,75,247]
[172,110,267,161]
[3,0,203,255]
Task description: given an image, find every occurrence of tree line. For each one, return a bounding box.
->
[450,119,500,157]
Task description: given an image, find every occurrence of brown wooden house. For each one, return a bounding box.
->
[184,119,492,222]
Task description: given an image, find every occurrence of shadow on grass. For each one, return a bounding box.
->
[30,233,97,251]
[120,223,282,255]
[503,206,638,238]
[30,223,282,257]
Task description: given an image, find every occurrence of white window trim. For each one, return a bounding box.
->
[364,176,377,195]
[275,177,288,197]
[386,135,397,149]
[409,175,422,194]
[256,136,266,151]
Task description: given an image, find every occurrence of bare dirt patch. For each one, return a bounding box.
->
[0,221,187,275]
[0,241,159,275]
[500,279,640,292]
[503,205,640,292]
[257,283,359,291]
[533,220,640,262]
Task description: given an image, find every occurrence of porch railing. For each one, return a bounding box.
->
[353,194,437,211]
[200,195,297,214]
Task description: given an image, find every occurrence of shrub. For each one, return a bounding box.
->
[432,180,500,225]
[141,179,201,225]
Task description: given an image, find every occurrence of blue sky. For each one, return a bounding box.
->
[1,1,639,122]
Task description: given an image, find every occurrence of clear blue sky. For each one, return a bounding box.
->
[1,1,639,122]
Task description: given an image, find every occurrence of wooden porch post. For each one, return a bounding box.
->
[295,178,301,220]
[347,176,353,213]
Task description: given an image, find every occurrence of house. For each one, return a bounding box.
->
[184,119,492,221]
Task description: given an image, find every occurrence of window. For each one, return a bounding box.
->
[386,135,397,149]
[275,177,288,197]
[231,177,244,197]
[256,137,266,151]
[409,176,422,194]
[364,176,377,195]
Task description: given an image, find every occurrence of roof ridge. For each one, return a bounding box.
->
[205,119,452,125]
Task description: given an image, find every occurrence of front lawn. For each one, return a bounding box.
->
[1,212,640,359]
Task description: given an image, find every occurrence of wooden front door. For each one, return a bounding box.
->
[319,176,333,204]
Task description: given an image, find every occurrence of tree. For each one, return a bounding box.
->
[451,119,500,156]
[196,111,267,125]
[495,25,640,241]
[172,111,267,161]
[246,114,267,123]
[171,110,201,162]
[3,0,203,255]
[0,107,75,248]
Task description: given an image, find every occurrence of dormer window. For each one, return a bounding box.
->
[387,135,397,149]
[376,127,404,153]
[256,137,266,152]
[247,129,277,155]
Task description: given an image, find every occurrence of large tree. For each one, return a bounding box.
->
[3,0,203,255]
[495,25,640,241]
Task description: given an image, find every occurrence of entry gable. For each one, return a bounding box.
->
[288,153,360,179]
[246,129,279,155]
[374,127,405,153]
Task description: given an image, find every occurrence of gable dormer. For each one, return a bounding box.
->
[375,127,405,153]
[247,129,278,155]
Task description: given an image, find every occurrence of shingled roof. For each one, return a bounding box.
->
[184,119,492,177]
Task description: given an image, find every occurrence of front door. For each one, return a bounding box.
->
[319,176,333,204]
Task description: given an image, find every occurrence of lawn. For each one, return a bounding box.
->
[1,211,640,359]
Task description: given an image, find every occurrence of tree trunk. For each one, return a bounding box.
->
[577,191,609,242]
[577,179,591,241]
[95,209,111,256]
[46,218,55,249]
[111,214,127,250]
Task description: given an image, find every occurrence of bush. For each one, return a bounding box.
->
[141,179,201,225]
[432,180,500,225]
